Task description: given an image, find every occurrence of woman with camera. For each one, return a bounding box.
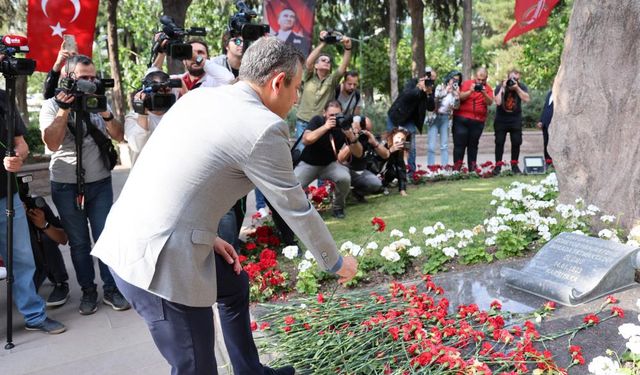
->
[452,67,494,171]
[427,70,462,167]
[380,128,411,197]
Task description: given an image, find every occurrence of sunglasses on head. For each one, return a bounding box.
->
[231,38,243,46]
[318,57,331,63]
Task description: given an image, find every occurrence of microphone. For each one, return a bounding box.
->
[75,79,97,94]
[1,35,29,53]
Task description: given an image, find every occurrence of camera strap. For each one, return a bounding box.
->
[72,111,88,210]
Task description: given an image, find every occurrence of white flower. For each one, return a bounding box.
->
[350,245,363,257]
[422,226,435,236]
[300,303,307,309]
[485,236,496,246]
[366,242,379,250]
[282,245,299,260]
[598,229,614,239]
[575,197,584,205]
[390,229,404,238]
[304,250,314,260]
[434,222,445,230]
[629,224,640,240]
[409,226,417,235]
[512,214,527,222]
[298,260,312,273]
[442,247,458,258]
[626,239,640,248]
[587,204,600,213]
[380,246,401,262]
[340,241,355,252]
[618,323,640,339]
[626,335,640,354]
[572,230,585,236]
[490,199,497,205]
[496,206,512,216]
[457,240,469,249]
[542,232,552,241]
[587,356,620,374]
[408,246,422,257]
[600,215,616,223]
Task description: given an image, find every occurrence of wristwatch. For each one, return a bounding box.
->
[101,112,114,121]
[39,222,50,231]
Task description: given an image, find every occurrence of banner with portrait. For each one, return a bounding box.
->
[263,0,316,57]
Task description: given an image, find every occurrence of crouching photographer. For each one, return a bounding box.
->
[17,174,70,307]
[380,128,411,197]
[338,116,389,202]
[124,71,179,165]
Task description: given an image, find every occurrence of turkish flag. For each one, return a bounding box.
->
[504,0,560,44]
[26,0,99,72]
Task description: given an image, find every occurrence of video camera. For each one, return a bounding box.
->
[0,35,36,76]
[474,82,484,92]
[321,30,343,45]
[229,1,269,42]
[56,76,114,113]
[133,77,181,115]
[155,16,206,60]
[424,68,435,89]
[17,174,46,210]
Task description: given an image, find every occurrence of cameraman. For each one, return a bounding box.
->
[150,38,234,96]
[387,67,437,176]
[338,116,388,202]
[212,31,243,78]
[124,71,176,165]
[427,70,461,167]
[296,100,362,219]
[39,55,130,315]
[452,67,494,170]
[493,68,530,174]
[294,30,352,151]
[1,52,65,333]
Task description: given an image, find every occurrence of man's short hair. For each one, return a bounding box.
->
[187,39,209,56]
[143,70,170,85]
[221,31,232,54]
[316,53,331,64]
[344,71,359,80]
[239,37,304,87]
[324,100,342,111]
[64,54,93,75]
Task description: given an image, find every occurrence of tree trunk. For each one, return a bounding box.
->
[161,0,193,74]
[461,0,473,79]
[106,0,125,123]
[389,0,399,101]
[407,0,425,78]
[16,76,28,125]
[551,1,640,230]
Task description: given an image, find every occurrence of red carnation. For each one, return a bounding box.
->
[611,306,624,318]
[605,295,618,304]
[371,217,386,232]
[543,301,556,311]
[245,242,257,251]
[283,315,295,325]
[250,321,258,331]
[490,300,502,311]
[317,293,325,304]
[583,314,600,325]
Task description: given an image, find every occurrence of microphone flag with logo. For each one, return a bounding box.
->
[26,0,100,72]
[504,0,561,44]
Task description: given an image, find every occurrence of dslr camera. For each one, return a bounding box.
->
[133,77,181,115]
[424,68,435,89]
[506,77,517,88]
[56,76,114,113]
[155,16,206,60]
[332,113,354,131]
[0,35,36,76]
[229,1,269,42]
[352,116,369,143]
[321,30,343,45]
[17,174,46,210]
[474,82,484,92]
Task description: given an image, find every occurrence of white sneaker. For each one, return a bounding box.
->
[0,267,6,280]
[383,188,390,196]
[257,207,270,219]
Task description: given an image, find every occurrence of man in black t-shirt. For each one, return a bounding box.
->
[493,69,530,174]
[0,88,66,333]
[295,100,362,218]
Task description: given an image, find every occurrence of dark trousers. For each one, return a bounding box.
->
[542,125,552,162]
[31,232,69,290]
[494,121,523,164]
[452,116,485,169]
[113,254,263,375]
[266,200,296,246]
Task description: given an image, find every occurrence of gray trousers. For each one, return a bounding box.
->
[350,169,383,194]
[294,161,351,210]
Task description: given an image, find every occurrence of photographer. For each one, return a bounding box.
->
[427,70,461,167]
[20,181,71,307]
[338,116,388,202]
[452,67,494,170]
[335,70,362,116]
[294,30,352,151]
[124,71,176,165]
[380,128,410,197]
[0,53,65,332]
[212,31,244,78]
[150,38,234,96]
[39,54,130,315]
[296,100,362,218]
[387,67,437,176]
[493,68,530,174]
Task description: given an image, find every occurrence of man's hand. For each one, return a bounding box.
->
[3,153,24,172]
[319,30,328,42]
[336,256,358,284]
[213,237,242,275]
[389,141,404,153]
[26,208,46,228]
[54,91,75,110]
[536,121,543,129]
[416,79,427,92]
[324,115,337,130]
[341,36,352,50]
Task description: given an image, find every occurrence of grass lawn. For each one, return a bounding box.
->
[321,175,540,246]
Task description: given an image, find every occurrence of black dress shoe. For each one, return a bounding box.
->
[264,365,295,375]
[332,209,346,219]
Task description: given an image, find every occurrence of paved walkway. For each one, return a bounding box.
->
[0,131,549,374]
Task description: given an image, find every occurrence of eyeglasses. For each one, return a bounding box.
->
[318,57,331,63]
[232,38,243,46]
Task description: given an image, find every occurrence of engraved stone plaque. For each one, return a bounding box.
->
[501,232,640,306]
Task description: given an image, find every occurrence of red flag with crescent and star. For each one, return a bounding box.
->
[26,0,99,72]
[504,0,560,44]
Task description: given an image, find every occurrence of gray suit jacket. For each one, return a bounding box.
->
[92,82,342,307]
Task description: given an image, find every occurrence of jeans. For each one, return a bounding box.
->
[494,121,523,164]
[294,119,309,153]
[427,114,450,166]
[385,116,417,174]
[113,254,263,375]
[294,161,351,211]
[217,208,238,250]
[350,169,383,194]
[452,116,485,170]
[254,188,266,210]
[0,193,47,325]
[51,177,115,291]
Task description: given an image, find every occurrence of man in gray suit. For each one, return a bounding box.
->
[92,37,358,375]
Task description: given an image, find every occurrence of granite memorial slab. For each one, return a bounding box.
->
[501,232,640,306]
